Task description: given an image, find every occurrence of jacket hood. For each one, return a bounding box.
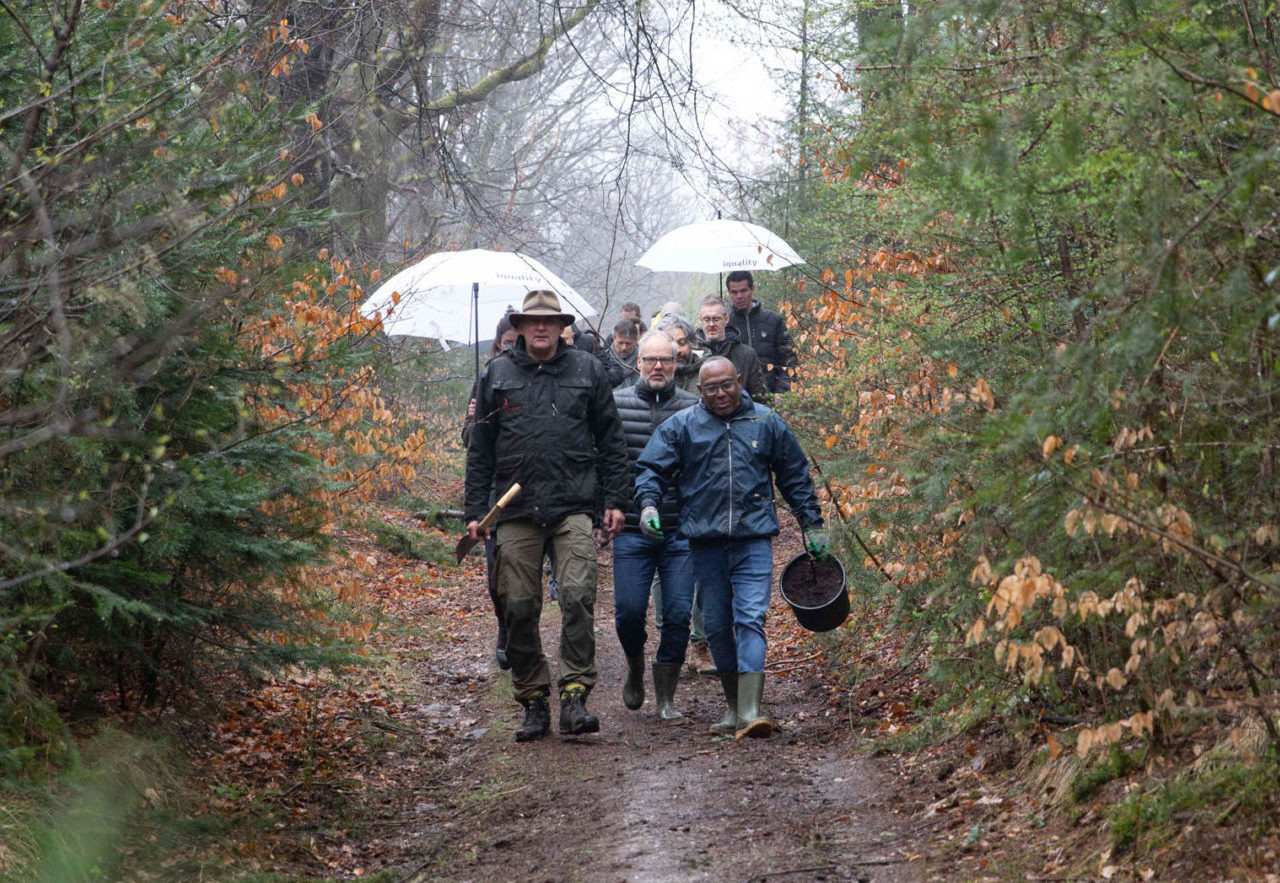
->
[695,323,742,346]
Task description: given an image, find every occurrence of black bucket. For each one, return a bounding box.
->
[779,552,849,632]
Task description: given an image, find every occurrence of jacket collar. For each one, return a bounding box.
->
[633,378,678,402]
[511,338,569,370]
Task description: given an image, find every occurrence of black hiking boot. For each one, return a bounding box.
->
[515,692,550,742]
[558,683,600,735]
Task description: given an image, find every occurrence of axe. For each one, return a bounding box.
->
[454,482,521,563]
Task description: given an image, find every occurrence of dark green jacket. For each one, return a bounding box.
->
[465,340,630,527]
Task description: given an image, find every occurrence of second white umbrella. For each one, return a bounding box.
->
[636,219,805,274]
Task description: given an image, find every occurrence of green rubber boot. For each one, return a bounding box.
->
[623,653,645,710]
[651,662,687,725]
[734,671,773,739]
[709,672,738,735]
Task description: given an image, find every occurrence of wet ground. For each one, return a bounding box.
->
[373,540,923,883]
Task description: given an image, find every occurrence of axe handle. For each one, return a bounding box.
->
[477,482,521,532]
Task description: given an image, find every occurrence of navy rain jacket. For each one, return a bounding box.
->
[633,392,823,540]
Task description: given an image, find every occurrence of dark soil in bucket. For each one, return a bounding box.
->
[783,554,845,607]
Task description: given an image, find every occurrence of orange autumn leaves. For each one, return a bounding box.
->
[246,252,440,506]
[783,204,984,595]
[241,251,445,610]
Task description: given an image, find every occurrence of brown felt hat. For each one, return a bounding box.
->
[509,289,574,325]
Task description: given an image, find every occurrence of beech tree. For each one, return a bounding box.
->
[759,0,1280,766]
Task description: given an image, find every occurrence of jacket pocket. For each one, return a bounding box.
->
[560,448,598,507]
[554,377,593,420]
[494,451,525,491]
[490,376,527,416]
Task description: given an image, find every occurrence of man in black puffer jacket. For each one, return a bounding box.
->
[610,330,699,725]
[466,290,630,743]
[725,270,797,394]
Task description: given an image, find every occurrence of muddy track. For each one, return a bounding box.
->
[383,562,923,883]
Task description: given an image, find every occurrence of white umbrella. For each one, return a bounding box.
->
[360,249,596,379]
[636,219,805,274]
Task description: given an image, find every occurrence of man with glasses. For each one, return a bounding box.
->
[633,356,828,739]
[653,313,716,675]
[696,296,768,401]
[466,290,630,742]
[610,331,699,724]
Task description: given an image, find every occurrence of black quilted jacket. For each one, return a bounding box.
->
[612,379,698,531]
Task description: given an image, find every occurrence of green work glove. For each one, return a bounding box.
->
[640,506,664,540]
[805,530,830,558]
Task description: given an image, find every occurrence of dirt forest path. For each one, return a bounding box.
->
[370,522,925,883]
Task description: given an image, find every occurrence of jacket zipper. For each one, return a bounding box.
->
[738,305,754,348]
[725,419,734,534]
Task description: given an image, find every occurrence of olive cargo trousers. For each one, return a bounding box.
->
[495,514,598,701]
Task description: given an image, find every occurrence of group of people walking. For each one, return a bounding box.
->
[463,274,826,742]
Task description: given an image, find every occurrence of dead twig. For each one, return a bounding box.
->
[747,866,838,882]
[765,651,822,671]
[847,857,907,866]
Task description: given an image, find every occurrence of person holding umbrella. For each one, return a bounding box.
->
[725,270,797,394]
[465,290,631,742]
[633,356,828,739]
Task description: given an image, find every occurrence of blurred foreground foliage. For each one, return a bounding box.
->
[0,0,449,781]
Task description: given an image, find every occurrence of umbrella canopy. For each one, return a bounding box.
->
[359,249,595,346]
[635,219,805,274]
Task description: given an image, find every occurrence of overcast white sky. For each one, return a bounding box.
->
[688,0,797,212]
[695,2,792,129]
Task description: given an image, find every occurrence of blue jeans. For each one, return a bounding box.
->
[689,538,773,673]
[612,531,694,664]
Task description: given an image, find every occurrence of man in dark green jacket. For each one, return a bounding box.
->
[466,290,630,742]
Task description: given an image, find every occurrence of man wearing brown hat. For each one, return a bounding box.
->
[465,290,631,741]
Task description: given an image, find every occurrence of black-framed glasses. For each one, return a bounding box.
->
[698,380,739,395]
[639,356,676,366]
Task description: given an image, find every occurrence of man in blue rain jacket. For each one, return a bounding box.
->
[632,356,828,740]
